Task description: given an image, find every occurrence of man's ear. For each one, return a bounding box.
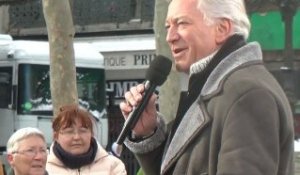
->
[215,18,233,44]
[7,154,14,166]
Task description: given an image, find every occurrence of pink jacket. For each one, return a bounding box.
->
[46,143,127,175]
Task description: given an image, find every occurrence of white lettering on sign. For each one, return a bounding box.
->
[106,80,144,98]
[103,51,155,69]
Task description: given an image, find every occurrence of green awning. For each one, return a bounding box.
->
[248,10,300,50]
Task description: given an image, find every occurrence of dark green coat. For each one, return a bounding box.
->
[125,42,294,175]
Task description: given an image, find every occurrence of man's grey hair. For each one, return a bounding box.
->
[6,127,46,154]
[166,0,250,39]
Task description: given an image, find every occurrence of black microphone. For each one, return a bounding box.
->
[111,55,172,157]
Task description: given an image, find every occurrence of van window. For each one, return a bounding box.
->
[17,64,106,118]
[0,67,12,108]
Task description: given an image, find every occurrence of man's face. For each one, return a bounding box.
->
[7,136,47,175]
[165,0,219,73]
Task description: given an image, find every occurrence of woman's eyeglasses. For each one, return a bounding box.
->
[59,127,91,137]
[12,148,48,157]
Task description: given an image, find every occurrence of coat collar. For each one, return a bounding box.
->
[161,42,263,174]
[201,42,263,97]
[47,140,108,168]
[161,100,210,174]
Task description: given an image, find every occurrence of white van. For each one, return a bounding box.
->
[0,34,108,153]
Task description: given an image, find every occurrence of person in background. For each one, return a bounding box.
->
[120,0,295,174]
[6,127,48,175]
[46,104,126,175]
[0,159,4,175]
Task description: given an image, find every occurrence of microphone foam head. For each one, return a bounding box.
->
[146,55,172,85]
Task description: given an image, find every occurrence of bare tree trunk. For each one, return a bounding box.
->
[42,0,78,116]
[154,0,181,123]
[0,5,9,33]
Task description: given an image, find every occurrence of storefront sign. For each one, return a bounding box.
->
[106,79,144,99]
[103,51,156,69]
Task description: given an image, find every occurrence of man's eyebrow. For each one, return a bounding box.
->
[171,15,190,22]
